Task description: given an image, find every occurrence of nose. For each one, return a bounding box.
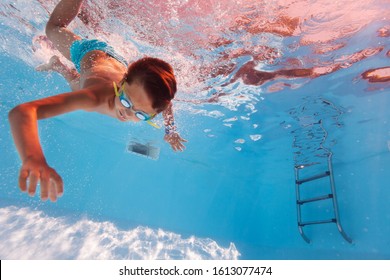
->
[123,108,133,117]
[124,109,141,122]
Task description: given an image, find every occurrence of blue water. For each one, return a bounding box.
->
[1,0,390,259]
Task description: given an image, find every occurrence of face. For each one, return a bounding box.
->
[114,81,157,122]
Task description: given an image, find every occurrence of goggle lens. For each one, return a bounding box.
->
[135,112,148,121]
[120,98,131,108]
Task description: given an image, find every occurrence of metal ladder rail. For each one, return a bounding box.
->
[294,154,352,243]
[327,154,352,243]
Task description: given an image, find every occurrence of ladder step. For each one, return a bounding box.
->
[296,171,330,184]
[297,194,333,205]
[299,218,336,227]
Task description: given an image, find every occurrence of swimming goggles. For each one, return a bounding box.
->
[113,81,160,129]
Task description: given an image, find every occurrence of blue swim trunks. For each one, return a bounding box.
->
[70,39,128,72]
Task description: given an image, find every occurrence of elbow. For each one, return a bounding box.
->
[8,104,30,123]
[8,105,22,121]
[45,22,54,42]
[45,22,59,43]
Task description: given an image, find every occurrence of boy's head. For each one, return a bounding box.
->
[124,57,177,113]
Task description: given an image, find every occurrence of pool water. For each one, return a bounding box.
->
[0,0,389,259]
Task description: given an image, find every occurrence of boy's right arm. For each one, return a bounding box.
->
[9,103,62,202]
[8,89,99,202]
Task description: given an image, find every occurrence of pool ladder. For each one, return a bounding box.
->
[294,154,352,243]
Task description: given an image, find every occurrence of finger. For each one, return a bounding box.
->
[53,173,64,197]
[18,169,29,192]
[27,171,39,197]
[176,141,185,151]
[48,180,57,202]
[177,144,184,152]
[40,172,49,201]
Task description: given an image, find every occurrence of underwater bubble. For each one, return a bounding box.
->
[250,134,262,141]
[234,139,245,144]
[223,117,238,122]
[208,111,225,118]
[245,103,257,113]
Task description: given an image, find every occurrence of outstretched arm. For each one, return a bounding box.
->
[162,103,187,152]
[8,89,98,201]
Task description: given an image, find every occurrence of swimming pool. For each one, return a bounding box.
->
[0,0,389,259]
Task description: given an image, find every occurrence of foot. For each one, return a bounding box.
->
[36,55,63,72]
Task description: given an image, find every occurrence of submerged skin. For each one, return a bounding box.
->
[8,0,186,202]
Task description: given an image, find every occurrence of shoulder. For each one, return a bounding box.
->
[82,82,116,108]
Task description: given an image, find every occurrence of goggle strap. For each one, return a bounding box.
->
[147,120,161,129]
[113,81,125,97]
[113,81,120,97]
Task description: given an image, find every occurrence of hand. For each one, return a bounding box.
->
[18,156,64,202]
[164,132,187,152]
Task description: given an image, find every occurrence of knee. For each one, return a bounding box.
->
[45,21,66,45]
[45,21,56,39]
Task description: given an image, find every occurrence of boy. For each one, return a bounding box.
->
[8,0,186,202]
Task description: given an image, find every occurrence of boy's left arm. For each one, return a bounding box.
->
[162,103,187,152]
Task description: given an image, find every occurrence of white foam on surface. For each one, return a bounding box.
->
[0,206,239,260]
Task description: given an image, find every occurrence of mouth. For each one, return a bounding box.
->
[118,110,128,121]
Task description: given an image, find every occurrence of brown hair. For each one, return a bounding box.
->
[124,57,177,113]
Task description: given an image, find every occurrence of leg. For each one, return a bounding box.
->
[36,56,80,91]
[45,0,84,61]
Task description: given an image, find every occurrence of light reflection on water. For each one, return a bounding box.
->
[2,0,389,96]
[0,205,239,259]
